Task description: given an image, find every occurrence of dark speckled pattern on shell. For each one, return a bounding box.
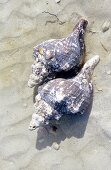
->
[38,77,92,115]
[28,19,88,88]
[29,55,100,130]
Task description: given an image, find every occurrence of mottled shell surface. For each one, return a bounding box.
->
[38,77,92,115]
[29,55,100,130]
[28,19,88,87]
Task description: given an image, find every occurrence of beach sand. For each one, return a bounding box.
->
[0,0,111,169]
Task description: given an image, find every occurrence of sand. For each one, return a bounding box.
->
[0,0,111,170]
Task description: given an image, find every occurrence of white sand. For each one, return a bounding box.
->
[0,0,111,170]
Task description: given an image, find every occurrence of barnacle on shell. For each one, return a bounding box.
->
[28,19,88,88]
[29,55,100,130]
